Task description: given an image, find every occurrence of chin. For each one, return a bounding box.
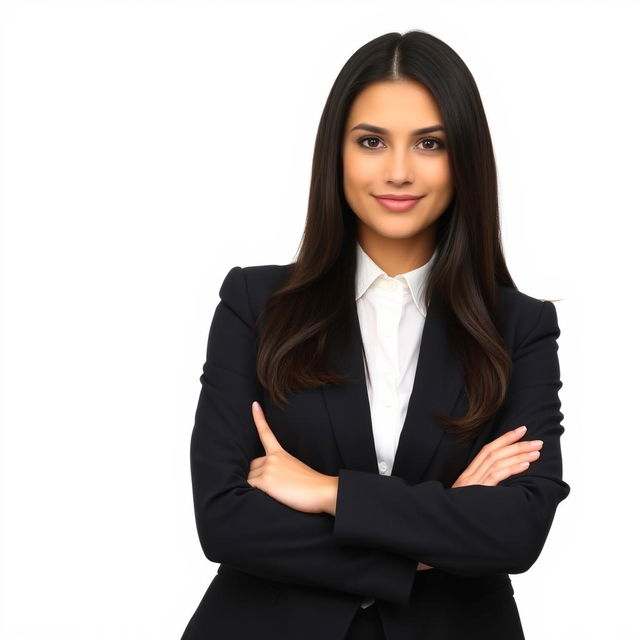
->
[370,225,425,240]
[367,220,426,238]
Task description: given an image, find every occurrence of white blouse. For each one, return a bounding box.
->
[354,240,437,608]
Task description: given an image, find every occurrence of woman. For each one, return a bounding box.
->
[180,30,570,640]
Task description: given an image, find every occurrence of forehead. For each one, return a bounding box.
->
[346,80,443,129]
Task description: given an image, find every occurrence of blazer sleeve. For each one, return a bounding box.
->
[189,266,418,605]
[333,300,571,576]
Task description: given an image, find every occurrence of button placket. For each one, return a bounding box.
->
[390,293,402,406]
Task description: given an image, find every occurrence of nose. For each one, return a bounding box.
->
[384,148,414,183]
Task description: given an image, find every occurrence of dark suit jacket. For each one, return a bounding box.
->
[180,263,570,640]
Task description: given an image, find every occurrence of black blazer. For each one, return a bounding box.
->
[180,263,570,640]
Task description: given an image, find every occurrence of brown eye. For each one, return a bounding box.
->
[357,135,446,151]
[420,137,445,150]
[358,136,383,149]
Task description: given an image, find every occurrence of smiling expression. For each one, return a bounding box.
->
[342,78,455,255]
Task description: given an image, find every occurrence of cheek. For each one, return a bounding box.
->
[343,150,372,190]
[428,158,453,191]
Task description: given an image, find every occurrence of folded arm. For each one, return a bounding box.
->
[333,300,571,576]
[189,266,417,605]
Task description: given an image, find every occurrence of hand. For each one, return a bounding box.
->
[247,401,338,515]
[451,425,543,489]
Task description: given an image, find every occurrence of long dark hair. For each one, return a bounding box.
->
[255,29,520,445]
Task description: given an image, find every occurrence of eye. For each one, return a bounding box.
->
[356,135,446,151]
[358,136,384,149]
[419,137,445,151]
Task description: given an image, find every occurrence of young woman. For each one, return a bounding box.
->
[180,30,570,640]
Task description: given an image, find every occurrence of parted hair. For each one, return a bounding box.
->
[255,30,520,446]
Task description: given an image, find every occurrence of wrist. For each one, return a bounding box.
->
[322,475,339,516]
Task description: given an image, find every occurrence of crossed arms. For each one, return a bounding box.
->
[188,266,570,606]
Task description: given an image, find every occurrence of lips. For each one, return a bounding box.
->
[373,194,424,212]
[374,194,424,200]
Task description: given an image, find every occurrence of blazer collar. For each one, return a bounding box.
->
[321,285,465,485]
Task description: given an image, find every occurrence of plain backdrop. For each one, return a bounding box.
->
[0,1,638,638]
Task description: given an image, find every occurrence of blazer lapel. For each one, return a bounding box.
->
[391,289,465,483]
[320,303,379,475]
[321,288,465,485]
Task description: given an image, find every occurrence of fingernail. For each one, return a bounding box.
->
[516,425,527,433]
[252,401,259,410]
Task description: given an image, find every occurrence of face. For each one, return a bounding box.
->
[342,79,454,256]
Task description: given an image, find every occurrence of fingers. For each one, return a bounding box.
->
[473,436,544,484]
[485,461,530,486]
[463,425,528,477]
[493,445,542,474]
[490,459,534,484]
[455,425,547,488]
[251,401,283,453]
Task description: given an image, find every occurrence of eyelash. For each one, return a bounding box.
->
[356,135,446,151]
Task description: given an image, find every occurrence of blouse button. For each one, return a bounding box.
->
[378,461,388,473]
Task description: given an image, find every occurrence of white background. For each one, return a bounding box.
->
[1,1,637,638]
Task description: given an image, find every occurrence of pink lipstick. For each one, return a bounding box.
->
[373,194,424,212]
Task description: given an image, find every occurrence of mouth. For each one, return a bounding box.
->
[372,194,424,212]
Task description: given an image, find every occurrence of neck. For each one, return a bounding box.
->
[357,225,436,276]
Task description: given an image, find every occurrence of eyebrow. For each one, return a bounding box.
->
[349,122,446,136]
